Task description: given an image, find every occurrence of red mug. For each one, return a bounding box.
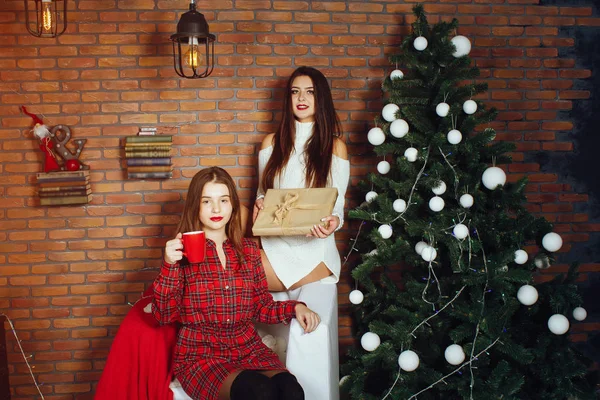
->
[182,231,206,263]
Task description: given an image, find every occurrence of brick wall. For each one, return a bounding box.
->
[1,0,599,398]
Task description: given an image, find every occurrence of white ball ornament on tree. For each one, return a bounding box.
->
[542,232,563,252]
[432,181,447,195]
[517,285,538,306]
[534,253,551,269]
[514,249,528,265]
[421,246,437,262]
[413,36,428,51]
[451,35,472,57]
[463,99,478,115]
[378,224,393,239]
[398,350,420,372]
[393,199,407,213]
[429,196,445,212]
[377,160,391,175]
[361,332,381,352]
[415,241,428,255]
[447,129,463,145]
[459,193,474,208]
[390,69,404,80]
[548,314,570,335]
[404,147,418,162]
[390,119,409,138]
[365,191,378,203]
[436,102,450,117]
[573,307,587,321]
[367,127,385,146]
[349,290,364,305]
[382,103,400,122]
[482,166,507,190]
[444,344,466,365]
[453,224,469,240]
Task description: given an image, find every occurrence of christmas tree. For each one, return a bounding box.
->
[341,6,597,400]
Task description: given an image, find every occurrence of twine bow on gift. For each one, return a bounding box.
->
[272,192,300,224]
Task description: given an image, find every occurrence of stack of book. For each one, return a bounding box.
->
[125,130,173,179]
[36,170,92,206]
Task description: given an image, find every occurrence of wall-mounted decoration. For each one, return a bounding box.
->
[125,127,173,179]
[170,0,215,79]
[36,170,91,206]
[24,0,67,38]
[22,106,89,172]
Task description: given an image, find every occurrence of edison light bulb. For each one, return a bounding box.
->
[184,37,201,69]
[41,0,53,32]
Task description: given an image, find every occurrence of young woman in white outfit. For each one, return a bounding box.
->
[252,66,350,292]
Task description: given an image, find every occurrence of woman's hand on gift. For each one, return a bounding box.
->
[307,215,339,238]
[294,304,320,333]
[252,197,264,223]
[164,233,183,264]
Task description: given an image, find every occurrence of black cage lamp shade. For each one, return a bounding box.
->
[170,0,215,79]
[25,0,67,38]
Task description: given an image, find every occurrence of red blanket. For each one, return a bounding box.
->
[95,286,177,400]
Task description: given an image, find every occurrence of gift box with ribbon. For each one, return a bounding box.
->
[252,188,338,236]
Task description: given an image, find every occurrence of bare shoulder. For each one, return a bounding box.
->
[260,133,276,150]
[333,136,348,160]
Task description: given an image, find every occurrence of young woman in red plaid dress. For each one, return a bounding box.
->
[152,167,320,400]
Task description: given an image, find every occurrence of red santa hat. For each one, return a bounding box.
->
[21,105,51,139]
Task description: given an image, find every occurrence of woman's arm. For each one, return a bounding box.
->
[152,235,185,325]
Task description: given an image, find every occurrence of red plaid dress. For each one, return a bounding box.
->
[152,238,300,400]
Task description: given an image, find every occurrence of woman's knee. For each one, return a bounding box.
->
[230,370,278,400]
[271,372,304,400]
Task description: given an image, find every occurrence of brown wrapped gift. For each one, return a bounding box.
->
[252,188,338,236]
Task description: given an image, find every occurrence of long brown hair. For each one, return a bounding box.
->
[261,66,342,192]
[176,167,246,264]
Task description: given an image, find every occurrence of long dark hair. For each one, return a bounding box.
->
[176,167,245,264]
[261,66,342,192]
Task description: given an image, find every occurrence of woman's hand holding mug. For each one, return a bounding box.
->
[164,233,184,264]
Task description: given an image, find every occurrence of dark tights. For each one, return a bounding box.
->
[230,370,304,400]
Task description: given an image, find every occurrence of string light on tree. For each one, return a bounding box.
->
[542,232,563,252]
[413,36,428,51]
[463,99,478,114]
[390,119,409,138]
[390,69,404,80]
[534,254,551,269]
[415,241,428,255]
[404,147,418,162]
[459,193,474,208]
[368,127,386,146]
[432,181,447,195]
[481,166,506,190]
[452,224,469,240]
[382,103,400,122]
[421,246,437,262]
[349,289,364,305]
[378,224,393,239]
[365,191,378,203]
[398,350,420,372]
[447,129,462,144]
[361,332,381,352]
[393,199,407,213]
[436,102,450,117]
[377,160,391,175]
[444,344,466,365]
[429,196,445,212]
[548,314,570,335]
[514,249,528,265]
[517,285,538,306]
[450,35,471,57]
[573,307,587,321]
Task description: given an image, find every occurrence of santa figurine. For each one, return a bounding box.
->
[22,106,61,173]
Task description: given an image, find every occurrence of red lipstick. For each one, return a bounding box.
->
[210,216,223,222]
